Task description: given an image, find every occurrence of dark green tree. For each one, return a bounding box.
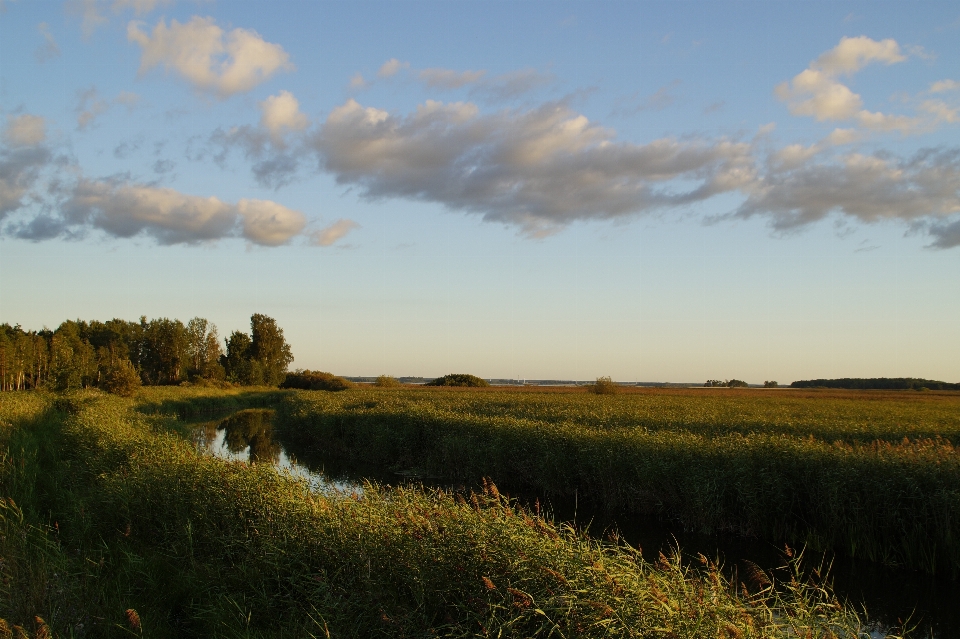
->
[249,314,294,386]
[222,331,253,384]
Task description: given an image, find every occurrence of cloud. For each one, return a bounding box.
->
[310,219,359,246]
[260,90,309,143]
[128,16,293,98]
[378,58,408,79]
[419,68,487,89]
[776,36,957,135]
[48,180,307,245]
[76,87,109,130]
[210,93,311,188]
[35,22,60,62]
[68,0,171,37]
[349,73,367,90]
[313,98,756,236]
[928,218,960,248]
[930,79,960,93]
[738,148,960,230]
[3,114,47,146]
[416,66,553,101]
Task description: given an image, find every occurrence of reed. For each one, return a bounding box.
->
[275,387,960,574]
[0,388,894,637]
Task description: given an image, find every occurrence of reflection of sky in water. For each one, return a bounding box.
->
[194,420,359,495]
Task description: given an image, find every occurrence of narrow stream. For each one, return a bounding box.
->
[193,409,958,638]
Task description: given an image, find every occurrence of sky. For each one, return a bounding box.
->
[1,0,959,383]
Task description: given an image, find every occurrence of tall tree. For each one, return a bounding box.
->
[249,314,294,386]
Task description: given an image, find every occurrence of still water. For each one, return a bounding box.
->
[193,409,958,638]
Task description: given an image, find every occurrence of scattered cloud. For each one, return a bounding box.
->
[930,79,960,93]
[1,115,54,218]
[67,0,172,36]
[614,81,681,117]
[128,16,293,98]
[310,218,359,246]
[260,90,310,143]
[3,114,47,147]
[378,58,409,79]
[416,66,552,101]
[76,87,109,130]
[703,101,725,115]
[419,68,487,90]
[35,22,60,62]
[349,73,367,90]
[314,98,756,236]
[776,36,956,135]
[928,218,960,248]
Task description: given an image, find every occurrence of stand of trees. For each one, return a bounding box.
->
[790,378,960,391]
[0,314,293,391]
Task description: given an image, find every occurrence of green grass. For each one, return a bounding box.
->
[274,387,960,574]
[0,388,895,637]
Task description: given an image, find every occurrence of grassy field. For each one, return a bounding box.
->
[275,386,960,575]
[0,387,891,637]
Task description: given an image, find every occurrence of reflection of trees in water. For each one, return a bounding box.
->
[217,409,280,464]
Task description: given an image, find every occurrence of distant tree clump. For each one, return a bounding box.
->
[790,378,960,391]
[425,374,489,388]
[705,379,748,388]
[764,380,779,388]
[374,375,401,388]
[102,359,142,397]
[281,370,352,392]
[590,376,619,395]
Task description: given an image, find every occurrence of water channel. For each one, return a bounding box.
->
[192,408,959,638]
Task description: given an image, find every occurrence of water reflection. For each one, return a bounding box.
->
[193,409,356,493]
[194,409,957,638]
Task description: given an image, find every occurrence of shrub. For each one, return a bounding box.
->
[280,370,352,391]
[102,359,142,397]
[374,375,401,388]
[591,376,619,395]
[425,374,489,388]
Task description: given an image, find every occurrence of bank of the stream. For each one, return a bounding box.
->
[1,388,892,637]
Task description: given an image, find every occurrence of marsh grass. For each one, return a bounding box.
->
[0,388,896,637]
[276,387,960,575]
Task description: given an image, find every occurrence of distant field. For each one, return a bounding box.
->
[277,386,960,574]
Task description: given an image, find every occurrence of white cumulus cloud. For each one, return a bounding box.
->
[378,58,409,78]
[128,16,293,98]
[3,114,47,147]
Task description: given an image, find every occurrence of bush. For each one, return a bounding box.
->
[425,374,489,388]
[280,370,352,391]
[102,359,142,397]
[374,375,401,388]
[590,376,619,395]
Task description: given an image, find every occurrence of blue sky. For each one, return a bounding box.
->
[1,0,959,383]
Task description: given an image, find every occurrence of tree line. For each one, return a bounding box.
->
[790,377,960,391]
[0,313,293,391]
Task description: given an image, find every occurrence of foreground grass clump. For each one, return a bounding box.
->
[276,387,960,574]
[1,389,889,637]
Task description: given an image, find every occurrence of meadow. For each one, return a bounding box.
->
[0,387,891,637]
[275,386,960,575]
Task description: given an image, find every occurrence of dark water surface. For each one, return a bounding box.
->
[193,409,959,638]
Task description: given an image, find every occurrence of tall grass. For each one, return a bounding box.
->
[0,389,894,637]
[274,387,960,574]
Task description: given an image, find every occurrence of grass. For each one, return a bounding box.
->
[274,386,960,575]
[0,387,896,637]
